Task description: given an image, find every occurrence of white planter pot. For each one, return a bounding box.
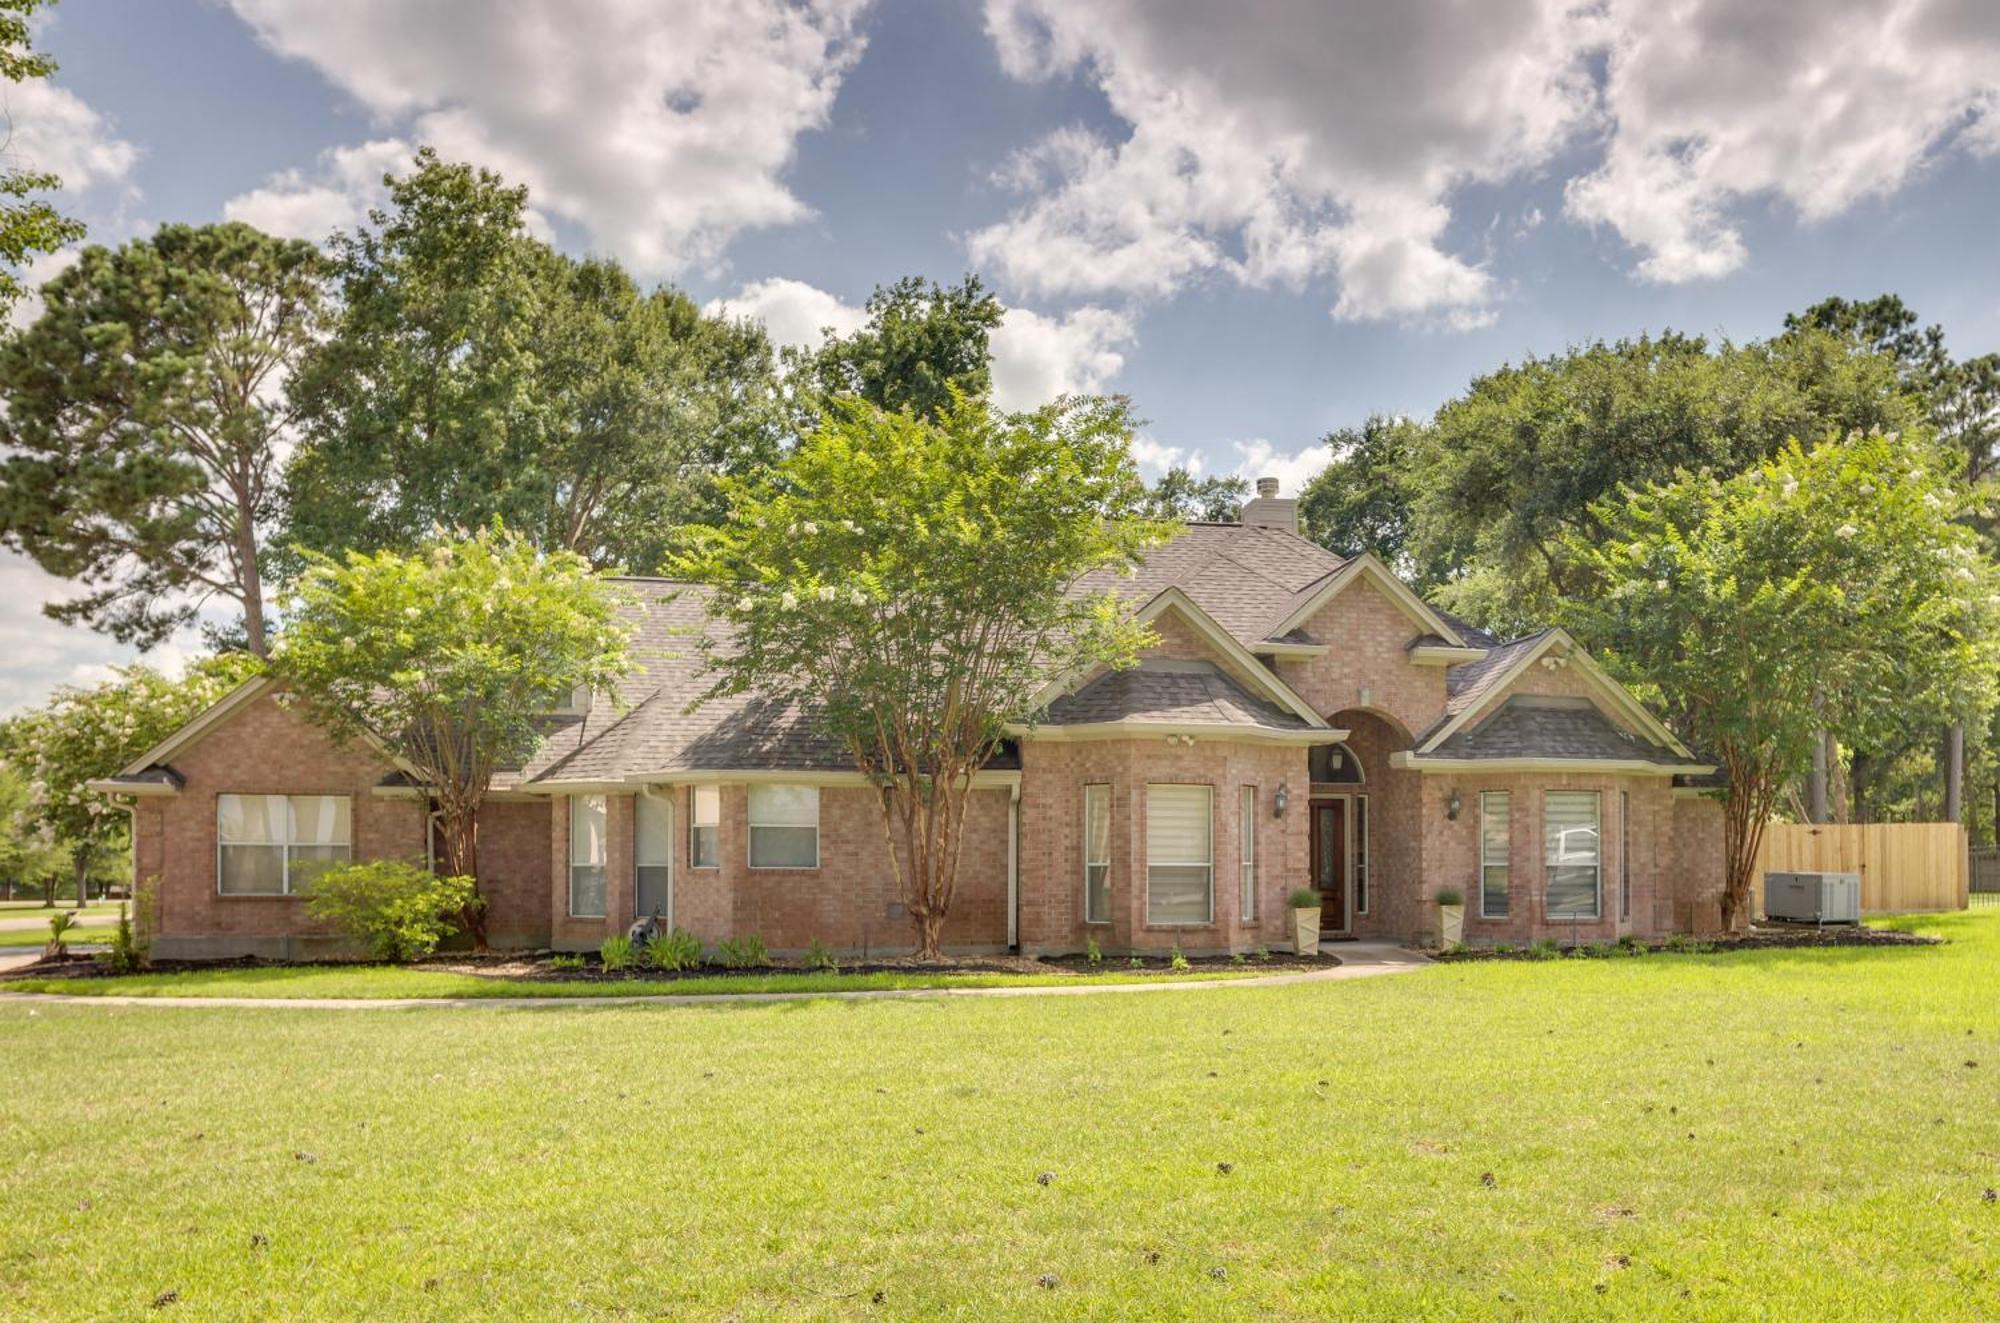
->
[1293,906,1321,955]
[1437,903,1466,947]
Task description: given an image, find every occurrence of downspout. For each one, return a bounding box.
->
[1008,780,1021,952]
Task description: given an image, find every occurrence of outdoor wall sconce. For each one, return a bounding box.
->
[1273,782,1289,818]
[1446,788,1462,821]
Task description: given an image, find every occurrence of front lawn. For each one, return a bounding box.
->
[2,912,1997,1319]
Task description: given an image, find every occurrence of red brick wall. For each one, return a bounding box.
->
[138,690,427,959]
[1017,737,1308,956]
[1334,711,1423,943]
[545,783,1014,956]
[474,798,552,948]
[1274,577,1444,740]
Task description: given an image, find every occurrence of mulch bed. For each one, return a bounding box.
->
[1433,923,1940,961]
[2,949,1342,985]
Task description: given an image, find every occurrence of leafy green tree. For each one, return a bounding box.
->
[1411,329,1920,635]
[281,149,783,572]
[1563,432,1999,929]
[0,0,84,317]
[1298,416,1431,577]
[0,222,328,655]
[0,761,65,903]
[793,275,1003,422]
[274,526,633,945]
[2,654,261,906]
[1148,467,1248,522]
[678,392,1172,959]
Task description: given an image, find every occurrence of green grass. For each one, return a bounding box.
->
[2,914,1998,1319]
[0,919,115,949]
[0,900,119,918]
[2,961,1271,999]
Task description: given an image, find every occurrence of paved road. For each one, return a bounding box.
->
[0,913,116,934]
[0,943,1432,1010]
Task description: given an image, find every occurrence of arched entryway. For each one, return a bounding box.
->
[1311,710,1417,941]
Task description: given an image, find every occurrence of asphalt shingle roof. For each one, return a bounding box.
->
[1423,696,1690,764]
[1043,660,1313,732]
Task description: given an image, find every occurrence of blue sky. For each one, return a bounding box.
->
[5,0,2000,710]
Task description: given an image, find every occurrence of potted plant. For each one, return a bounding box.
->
[1288,887,1322,955]
[1434,887,1466,947]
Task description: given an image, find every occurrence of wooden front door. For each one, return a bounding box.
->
[1311,798,1349,936]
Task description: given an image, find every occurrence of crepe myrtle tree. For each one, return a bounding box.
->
[2,653,261,907]
[275,526,634,946]
[679,390,1175,960]
[1564,430,2000,930]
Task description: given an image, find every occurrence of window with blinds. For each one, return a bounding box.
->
[1147,784,1212,925]
[1479,791,1510,918]
[1239,785,1257,922]
[1083,784,1111,924]
[569,794,608,918]
[217,794,352,895]
[748,784,819,868]
[1545,790,1601,919]
[689,784,720,868]
[635,793,672,922]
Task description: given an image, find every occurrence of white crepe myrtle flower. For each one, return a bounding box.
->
[816,585,836,602]
[849,588,867,606]
[737,596,755,612]
[1781,479,1799,499]
[1655,578,1669,590]
[1956,567,1976,581]
[1835,524,1859,539]
[780,591,798,610]
[403,606,421,619]
[801,521,819,536]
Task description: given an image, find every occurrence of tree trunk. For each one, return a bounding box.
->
[237,508,268,658]
[72,845,90,910]
[435,803,488,949]
[1807,730,1829,823]
[1850,751,1874,824]
[1945,723,1965,823]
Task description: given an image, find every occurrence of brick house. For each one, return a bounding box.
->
[90,480,1725,959]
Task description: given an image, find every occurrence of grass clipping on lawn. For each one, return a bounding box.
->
[0,911,1993,1319]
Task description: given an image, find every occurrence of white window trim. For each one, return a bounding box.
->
[568,793,608,919]
[1544,789,1602,920]
[635,792,674,929]
[1352,793,1370,915]
[747,784,820,871]
[215,794,352,897]
[1239,785,1257,923]
[1083,783,1111,925]
[688,784,721,870]
[1479,791,1511,920]
[1145,782,1214,927]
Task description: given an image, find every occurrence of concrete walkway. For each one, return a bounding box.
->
[0,941,1431,1011]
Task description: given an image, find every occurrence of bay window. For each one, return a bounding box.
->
[1479,791,1510,918]
[1545,790,1601,919]
[1146,784,1212,925]
[1083,784,1111,924]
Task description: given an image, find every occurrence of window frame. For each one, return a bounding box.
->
[635,791,673,927]
[688,784,721,870]
[1619,789,1632,922]
[1544,789,1602,920]
[1145,782,1214,927]
[1083,783,1111,925]
[1238,785,1257,923]
[568,793,609,919]
[1479,791,1511,919]
[747,783,820,871]
[215,793,352,897]
[1352,793,1370,915]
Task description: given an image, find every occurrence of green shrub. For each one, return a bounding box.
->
[1287,887,1321,910]
[44,911,74,959]
[1254,945,1271,961]
[97,903,146,974]
[717,933,768,969]
[599,935,636,972]
[1525,939,1560,961]
[1617,935,1649,957]
[303,861,477,963]
[648,927,703,972]
[1434,887,1465,907]
[549,953,585,970]
[805,937,839,972]
[1128,956,1144,968]
[1169,944,1190,972]
[1085,934,1102,965]
[1493,943,1517,956]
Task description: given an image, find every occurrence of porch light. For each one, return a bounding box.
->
[1446,788,1462,821]
[1273,782,1289,818]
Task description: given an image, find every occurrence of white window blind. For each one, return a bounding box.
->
[635,794,672,922]
[1545,790,1601,919]
[1083,784,1111,924]
[1147,784,1212,925]
[569,794,608,918]
[748,784,819,868]
[689,784,720,868]
[218,794,351,895]
[1479,791,1510,918]
[1239,786,1257,922]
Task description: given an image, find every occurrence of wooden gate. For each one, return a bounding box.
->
[1754,823,1967,915]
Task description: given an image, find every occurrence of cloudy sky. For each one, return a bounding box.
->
[5,0,2000,712]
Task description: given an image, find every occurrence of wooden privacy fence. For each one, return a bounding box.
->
[1755,822,1968,915]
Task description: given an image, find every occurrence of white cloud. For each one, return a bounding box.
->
[973,0,2000,319]
[0,555,204,717]
[223,0,871,274]
[223,138,409,242]
[705,277,869,353]
[0,75,141,325]
[706,278,1136,411]
[1127,435,1199,476]
[1229,437,1334,497]
[1566,0,2000,282]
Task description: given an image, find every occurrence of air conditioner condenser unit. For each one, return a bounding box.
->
[1762,871,1861,925]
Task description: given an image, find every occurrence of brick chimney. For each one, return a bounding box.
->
[1239,475,1297,532]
